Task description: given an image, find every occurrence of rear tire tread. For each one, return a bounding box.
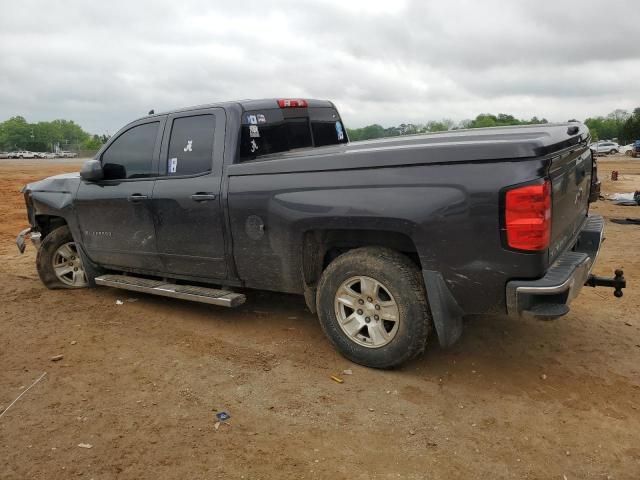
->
[316,247,432,369]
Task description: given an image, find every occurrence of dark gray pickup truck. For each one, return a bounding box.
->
[16,98,625,368]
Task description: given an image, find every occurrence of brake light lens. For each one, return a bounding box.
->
[504,180,551,251]
[277,98,308,108]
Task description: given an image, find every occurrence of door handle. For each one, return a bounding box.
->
[128,194,149,202]
[191,193,217,202]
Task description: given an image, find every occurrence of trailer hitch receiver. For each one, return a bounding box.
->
[585,269,626,298]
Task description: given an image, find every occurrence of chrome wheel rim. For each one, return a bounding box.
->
[52,242,87,287]
[334,275,400,348]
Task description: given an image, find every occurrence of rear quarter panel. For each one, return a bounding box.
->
[227,158,550,314]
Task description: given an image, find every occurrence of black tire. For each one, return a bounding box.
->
[316,247,432,369]
[36,225,88,289]
[626,150,632,156]
[609,149,617,155]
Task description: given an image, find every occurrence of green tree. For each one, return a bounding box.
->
[0,116,31,150]
[347,124,387,141]
[619,108,640,144]
[0,116,102,152]
[82,135,104,150]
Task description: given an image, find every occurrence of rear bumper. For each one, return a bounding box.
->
[506,214,604,318]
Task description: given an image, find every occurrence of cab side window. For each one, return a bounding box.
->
[101,122,159,180]
[166,115,216,176]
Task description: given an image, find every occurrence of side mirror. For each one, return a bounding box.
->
[80,159,104,182]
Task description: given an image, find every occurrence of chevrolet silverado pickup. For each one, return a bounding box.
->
[16,99,625,368]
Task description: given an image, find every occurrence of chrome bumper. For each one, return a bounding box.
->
[506,215,604,318]
[16,228,42,254]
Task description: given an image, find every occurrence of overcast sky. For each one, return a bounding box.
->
[1,0,639,134]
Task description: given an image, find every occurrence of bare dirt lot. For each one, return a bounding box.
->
[1,157,639,479]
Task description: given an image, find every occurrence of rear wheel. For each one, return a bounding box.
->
[37,225,88,289]
[316,247,432,369]
[609,149,618,154]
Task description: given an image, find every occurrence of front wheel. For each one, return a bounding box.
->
[37,225,88,289]
[316,247,432,369]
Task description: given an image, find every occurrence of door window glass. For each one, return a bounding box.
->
[167,115,216,176]
[101,122,159,179]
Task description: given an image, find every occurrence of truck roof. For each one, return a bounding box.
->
[143,98,336,119]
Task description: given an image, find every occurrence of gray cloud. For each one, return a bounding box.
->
[1,0,638,133]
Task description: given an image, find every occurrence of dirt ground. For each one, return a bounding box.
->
[0,157,638,479]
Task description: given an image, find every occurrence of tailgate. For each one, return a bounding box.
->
[548,146,592,262]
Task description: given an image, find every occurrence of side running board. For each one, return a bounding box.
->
[94,274,246,307]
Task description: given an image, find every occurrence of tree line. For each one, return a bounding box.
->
[347,108,640,144]
[3,107,640,152]
[583,108,640,144]
[0,116,108,152]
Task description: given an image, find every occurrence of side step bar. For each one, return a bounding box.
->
[94,274,246,307]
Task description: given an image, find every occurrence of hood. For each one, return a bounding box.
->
[22,172,80,194]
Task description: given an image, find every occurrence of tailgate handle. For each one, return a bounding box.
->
[128,194,149,202]
[191,193,217,202]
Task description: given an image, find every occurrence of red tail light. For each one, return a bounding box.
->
[504,180,551,251]
[277,98,308,108]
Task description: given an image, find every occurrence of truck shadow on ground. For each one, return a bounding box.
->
[104,286,606,383]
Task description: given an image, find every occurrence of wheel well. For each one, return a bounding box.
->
[35,215,67,238]
[301,229,421,288]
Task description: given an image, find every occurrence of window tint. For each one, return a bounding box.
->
[239,107,347,161]
[239,118,312,159]
[166,115,216,176]
[101,122,159,180]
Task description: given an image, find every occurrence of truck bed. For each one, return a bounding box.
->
[228,123,589,176]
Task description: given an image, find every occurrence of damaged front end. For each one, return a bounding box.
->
[16,186,41,254]
[16,227,42,253]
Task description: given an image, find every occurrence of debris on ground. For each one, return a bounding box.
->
[0,373,47,420]
[342,369,353,375]
[540,374,547,380]
[215,411,231,422]
[611,218,640,225]
[610,191,640,206]
[70,341,77,345]
[127,298,138,303]
[609,192,634,201]
[330,375,344,384]
[625,321,633,326]
[50,354,64,362]
[115,300,124,305]
[77,443,92,449]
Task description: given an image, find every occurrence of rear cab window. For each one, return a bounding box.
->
[239,100,347,161]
